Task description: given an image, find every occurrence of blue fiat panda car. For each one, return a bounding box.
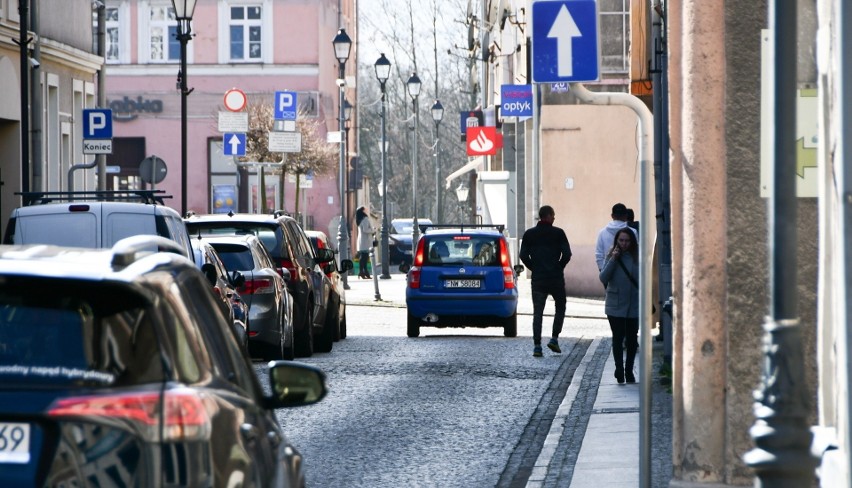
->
[404,225,524,338]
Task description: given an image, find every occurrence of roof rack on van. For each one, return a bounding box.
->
[17,190,172,206]
[420,223,505,234]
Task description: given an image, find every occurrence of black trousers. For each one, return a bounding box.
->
[358,251,370,276]
[531,282,566,345]
[607,315,639,371]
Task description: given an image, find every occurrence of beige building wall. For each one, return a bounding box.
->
[668,0,819,485]
[539,104,640,297]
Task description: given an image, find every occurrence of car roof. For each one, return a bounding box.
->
[198,234,259,246]
[0,241,195,284]
[10,201,179,217]
[420,224,506,237]
[185,212,295,225]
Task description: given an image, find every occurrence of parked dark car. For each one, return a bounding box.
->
[205,234,295,361]
[0,236,327,487]
[389,218,433,266]
[405,224,524,338]
[305,230,353,341]
[190,236,250,358]
[186,212,347,356]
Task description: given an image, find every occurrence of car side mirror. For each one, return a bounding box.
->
[229,270,246,288]
[313,247,335,264]
[399,262,411,274]
[265,361,328,409]
[340,259,354,272]
[201,263,217,286]
[513,264,525,276]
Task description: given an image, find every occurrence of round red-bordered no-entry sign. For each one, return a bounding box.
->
[223,88,247,112]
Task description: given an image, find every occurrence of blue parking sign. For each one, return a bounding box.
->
[274,91,298,120]
[83,109,113,139]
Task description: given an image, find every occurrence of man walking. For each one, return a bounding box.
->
[595,203,632,271]
[519,205,572,357]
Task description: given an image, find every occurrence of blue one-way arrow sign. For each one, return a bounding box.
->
[223,133,246,156]
[532,0,600,83]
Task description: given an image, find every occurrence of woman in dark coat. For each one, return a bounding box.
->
[599,227,639,384]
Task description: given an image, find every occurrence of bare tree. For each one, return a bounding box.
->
[241,101,336,214]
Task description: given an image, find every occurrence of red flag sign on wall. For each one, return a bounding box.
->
[466,126,503,156]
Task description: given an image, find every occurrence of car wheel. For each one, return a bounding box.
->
[329,299,342,342]
[295,304,314,357]
[503,312,518,338]
[282,316,295,360]
[315,306,335,353]
[407,312,421,338]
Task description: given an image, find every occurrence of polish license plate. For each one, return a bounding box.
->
[444,279,480,289]
[0,422,31,464]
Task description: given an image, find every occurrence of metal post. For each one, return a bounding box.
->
[379,83,391,279]
[434,120,441,222]
[96,1,107,191]
[744,0,818,484]
[178,19,190,216]
[412,98,420,245]
[17,0,31,195]
[337,63,350,290]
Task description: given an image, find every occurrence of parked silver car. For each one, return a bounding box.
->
[204,235,295,361]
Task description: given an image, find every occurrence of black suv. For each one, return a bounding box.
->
[0,236,327,486]
[186,212,346,356]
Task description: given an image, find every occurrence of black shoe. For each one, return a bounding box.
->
[615,366,625,384]
[625,371,636,384]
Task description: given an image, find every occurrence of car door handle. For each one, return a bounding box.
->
[240,423,259,442]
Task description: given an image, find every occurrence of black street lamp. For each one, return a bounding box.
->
[171,0,197,216]
[333,28,352,288]
[455,183,469,223]
[407,72,422,244]
[375,53,392,279]
[431,99,444,222]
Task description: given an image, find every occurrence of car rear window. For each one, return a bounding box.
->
[210,243,255,271]
[186,223,287,259]
[425,235,501,266]
[0,278,164,387]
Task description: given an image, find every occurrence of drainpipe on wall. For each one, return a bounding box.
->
[743,0,819,484]
[29,0,41,192]
[17,0,30,196]
[570,82,654,488]
[96,1,106,191]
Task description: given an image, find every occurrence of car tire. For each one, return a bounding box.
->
[295,304,314,357]
[282,317,295,360]
[339,311,347,339]
[407,312,421,338]
[329,299,342,342]
[503,312,518,338]
[315,307,335,353]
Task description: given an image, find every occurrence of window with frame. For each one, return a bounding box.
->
[599,0,630,74]
[229,5,263,61]
[148,5,179,62]
[105,6,121,62]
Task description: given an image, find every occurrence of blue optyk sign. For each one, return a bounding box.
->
[500,85,533,117]
[274,91,298,120]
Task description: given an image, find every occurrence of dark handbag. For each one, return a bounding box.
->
[617,258,656,314]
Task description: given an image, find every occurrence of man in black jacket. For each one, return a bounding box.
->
[519,205,572,357]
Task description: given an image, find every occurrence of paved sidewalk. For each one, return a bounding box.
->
[343,272,653,487]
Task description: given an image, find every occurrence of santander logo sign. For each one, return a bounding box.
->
[466,126,503,156]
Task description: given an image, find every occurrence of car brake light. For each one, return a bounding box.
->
[408,238,426,289]
[499,239,515,289]
[48,389,211,442]
[68,204,90,212]
[241,277,275,295]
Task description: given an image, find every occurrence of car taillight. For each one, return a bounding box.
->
[242,277,275,295]
[499,239,515,289]
[408,238,426,289]
[48,389,211,442]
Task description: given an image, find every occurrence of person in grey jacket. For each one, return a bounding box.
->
[599,227,639,384]
[355,206,375,279]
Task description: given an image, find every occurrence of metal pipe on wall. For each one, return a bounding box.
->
[29,0,41,192]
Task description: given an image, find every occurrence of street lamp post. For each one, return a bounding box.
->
[407,72,422,244]
[333,28,352,289]
[455,183,469,223]
[171,0,197,217]
[375,54,392,279]
[431,99,444,222]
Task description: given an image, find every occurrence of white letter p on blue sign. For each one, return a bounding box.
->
[83,109,113,139]
[274,91,298,121]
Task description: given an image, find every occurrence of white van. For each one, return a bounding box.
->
[3,200,193,258]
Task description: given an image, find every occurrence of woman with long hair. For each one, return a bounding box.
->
[599,227,639,384]
[355,206,375,279]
